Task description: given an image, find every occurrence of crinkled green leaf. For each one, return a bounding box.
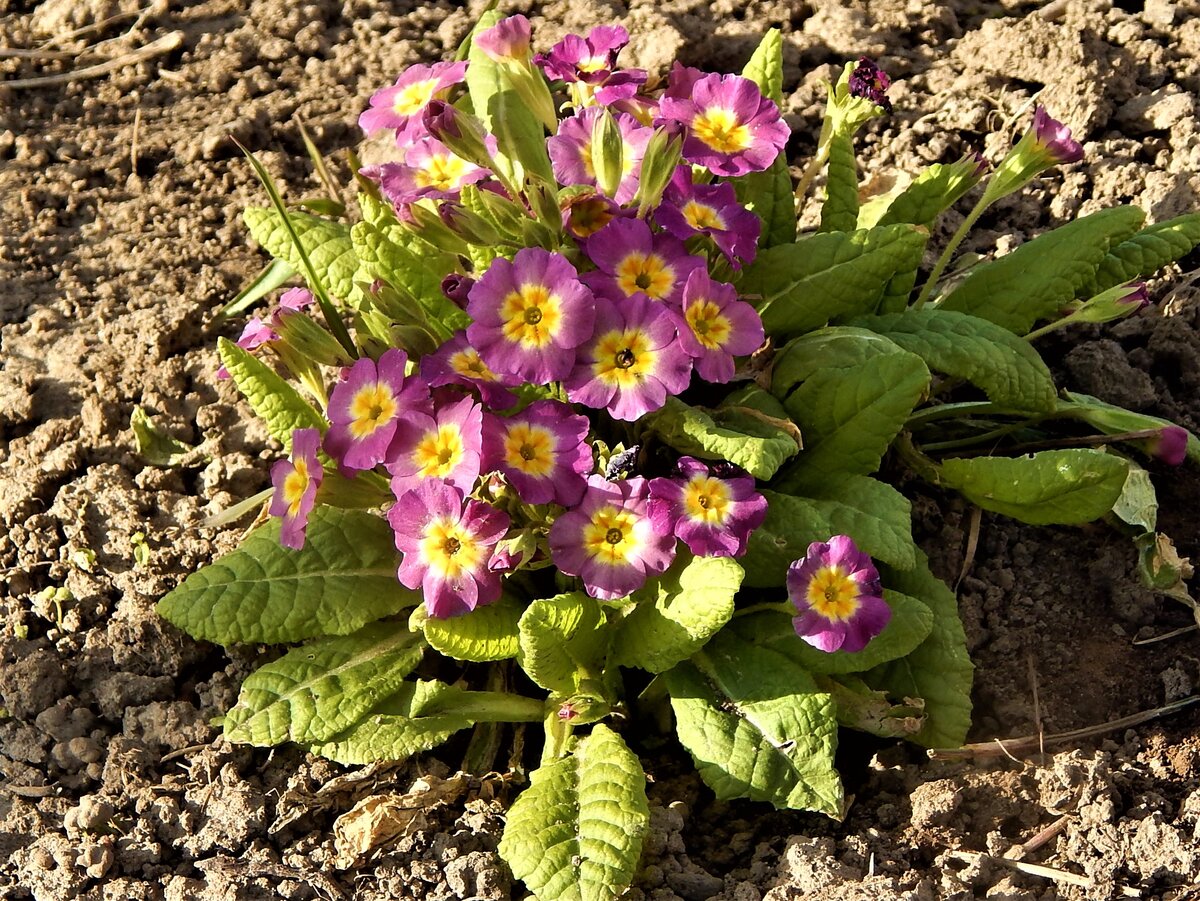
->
[847,309,1057,412]
[771,328,930,485]
[217,338,325,451]
[819,131,858,233]
[1112,463,1158,533]
[938,205,1146,333]
[224,623,424,745]
[130,406,200,467]
[1083,212,1200,296]
[1059,391,1200,464]
[874,159,984,230]
[157,507,415,645]
[734,154,796,249]
[499,725,649,901]
[665,632,843,815]
[940,449,1129,525]
[243,207,358,301]
[739,225,927,337]
[611,554,743,673]
[740,28,783,105]
[411,594,522,662]
[642,397,800,480]
[518,594,607,694]
[724,591,933,675]
[864,552,973,747]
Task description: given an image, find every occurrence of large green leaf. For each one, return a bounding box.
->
[157,507,415,645]
[665,632,843,815]
[847,309,1057,412]
[224,623,424,745]
[939,449,1129,525]
[864,552,973,747]
[411,595,522,662]
[499,725,649,901]
[518,594,608,694]
[243,207,358,301]
[771,328,930,485]
[216,338,325,451]
[642,397,801,480]
[740,225,927,337]
[937,205,1146,333]
[724,591,934,675]
[611,554,743,673]
[1084,212,1200,296]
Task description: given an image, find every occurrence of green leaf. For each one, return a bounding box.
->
[611,554,744,673]
[130,406,200,466]
[740,28,783,105]
[739,225,927,337]
[157,507,416,645]
[771,328,930,485]
[665,632,843,815]
[937,205,1146,333]
[847,310,1057,412]
[1058,391,1200,464]
[216,338,325,451]
[875,159,984,229]
[1084,212,1200,296]
[411,594,522,662]
[1112,462,1158,533]
[734,154,796,249]
[864,552,973,747]
[224,623,425,745]
[642,397,801,480]
[939,449,1130,525]
[218,257,297,319]
[817,674,926,738]
[742,486,915,587]
[243,207,358,302]
[819,131,858,233]
[499,725,649,901]
[724,591,934,675]
[518,594,607,694]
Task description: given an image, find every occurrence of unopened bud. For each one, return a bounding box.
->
[636,126,685,217]
[591,107,625,200]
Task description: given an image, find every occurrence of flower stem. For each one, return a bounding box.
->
[911,191,991,310]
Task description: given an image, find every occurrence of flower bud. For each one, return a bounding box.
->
[635,126,685,217]
[422,101,495,171]
[270,306,352,368]
[404,202,470,254]
[438,202,502,246]
[440,272,476,310]
[590,107,626,201]
[984,105,1084,202]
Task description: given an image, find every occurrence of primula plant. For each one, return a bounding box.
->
[159,13,1200,900]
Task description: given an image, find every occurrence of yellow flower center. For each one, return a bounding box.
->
[503,422,556,477]
[566,198,616,237]
[348,383,398,439]
[615,253,674,301]
[449,348,499,382]
[411,425,465,479]
[420,517,484,579]
[500,283,563,349]
[415,152,475,192]
[691,107,752,154]
[581,505,642,566]
[681,475,731,525]
[685,300,732,350]
[393,79,438,116]
[805,566,862,622]
[591,329,655,387]
[682,200,725,231]
[282,459,311,518]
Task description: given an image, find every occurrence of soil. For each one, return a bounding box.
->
[2,0,1199,899]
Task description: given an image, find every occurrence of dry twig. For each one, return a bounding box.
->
[2,31,183,90]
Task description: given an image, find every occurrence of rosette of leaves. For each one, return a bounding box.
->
[158,17,1199,901]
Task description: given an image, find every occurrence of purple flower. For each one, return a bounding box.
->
[648,457,766,557]
[389,480,510,618]
[279,287,315,311]
[359,61,469,144]
[565,293,693,421]
[325,349,430,473]
[1032,105,1084,164]
[466,248,597,384]
[677,271,765,383]
[657,72,789,177]
[441,273,476,310]
[387,391,484,497]
[481,399,592,507]
[562,191,624,240]
[656,167,761,267]
[421,332,517,410]
[376,138,489,204]
[474,14,531,63]
[787,536,891,654]
[549,475,676,600]
[536,25,632,84]
[269,428,323,550]
[1150,426,1188,466]
[216,315,277,380]
[663,62,706,101]
[547,107,654,205]
[847,57,892,113]
[582,217,705,307]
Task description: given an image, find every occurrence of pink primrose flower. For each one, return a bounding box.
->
[787,536,891,654]
[481,399,592,507]
[386,391,484,497]
[582,217,705,307]
[648,457,766,558]
[421,332,517,411]
[677,270,765,384]
[547,106,654,205]
[324,349,430,473]
[359,61,470,145]
[656,167,761,267]
[268,427,323,550]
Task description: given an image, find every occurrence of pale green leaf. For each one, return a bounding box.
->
[847,309,1057,412]
[1084,212,1200,296]
[411,594,522,662]
[818,674,926,738]
[740,28,783,105]
[819,131,858,233]
[157,507,416,645]
[499,725,649,901]
[739,225,927,337]
[864,552,973,747]
[874,158,984,229]
[611,554,744,673]
[518,594,607,694]
[224,623,424,745]
[642,397,800,480]
[130,406,199,466]
[243,207,358,301]
[937,205,1146,333]
[1112,463,1158,533]
[940,449,1129,525]
[216,337,325,451]
[665,632,843,815]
